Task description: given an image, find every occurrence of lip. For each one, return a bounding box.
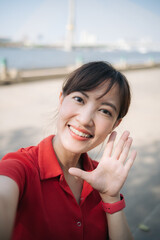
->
[68,124,93,141]
[68,124,93,136]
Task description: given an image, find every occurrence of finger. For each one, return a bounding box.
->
[124,150,137,172]
[68,167,92,183]
[103,131,117,157]
[119,137,133,164]
[114,131,130,159]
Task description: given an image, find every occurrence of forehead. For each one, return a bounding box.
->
[88,81,120,100]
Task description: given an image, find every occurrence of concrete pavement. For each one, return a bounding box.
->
[0,67,160,239]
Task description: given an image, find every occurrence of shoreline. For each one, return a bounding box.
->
[0,61,160,85]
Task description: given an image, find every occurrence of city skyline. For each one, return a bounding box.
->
[0,0,160,48]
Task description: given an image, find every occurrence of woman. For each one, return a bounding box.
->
[0,61,136,240]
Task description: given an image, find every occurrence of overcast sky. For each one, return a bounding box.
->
[0,0,160,44]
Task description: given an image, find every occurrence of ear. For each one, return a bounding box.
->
[112,118,122,130]
[59,91,64,105]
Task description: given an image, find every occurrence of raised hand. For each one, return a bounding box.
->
[69,131,137,199]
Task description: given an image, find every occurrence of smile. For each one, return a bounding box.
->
[68,125,93,139]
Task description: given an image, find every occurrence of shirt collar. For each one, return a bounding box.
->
[38,135,95,180]
[38,135,63,180]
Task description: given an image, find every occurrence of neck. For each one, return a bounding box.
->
[52,136,82,171]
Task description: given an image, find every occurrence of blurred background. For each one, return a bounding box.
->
[0,0,160,239]
[0,0,160,71]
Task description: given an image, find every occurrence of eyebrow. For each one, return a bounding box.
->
[81,91,118,112]
[81,91,89,98]
[101,102,117,112]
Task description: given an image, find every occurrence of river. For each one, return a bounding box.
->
[0,47,160,70]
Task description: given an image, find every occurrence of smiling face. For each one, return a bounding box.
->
[53,82,122,156]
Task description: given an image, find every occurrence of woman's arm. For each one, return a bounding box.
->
[101,194,133,240]
[69,131,137,240]
[106,210,133,240]
[0,175,19,240]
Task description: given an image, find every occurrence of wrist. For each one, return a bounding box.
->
[100,193,120,203]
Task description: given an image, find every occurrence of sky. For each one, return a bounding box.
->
[0,0,160,45]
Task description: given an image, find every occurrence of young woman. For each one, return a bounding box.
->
[0,61,136,240]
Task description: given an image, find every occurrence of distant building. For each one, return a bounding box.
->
[79,31,97,46]
[0,37,12,43]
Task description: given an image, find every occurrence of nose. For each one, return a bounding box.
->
[76,105,94,127]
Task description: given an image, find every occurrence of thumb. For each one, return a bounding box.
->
[69,167,92,182]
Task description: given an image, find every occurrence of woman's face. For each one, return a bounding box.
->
[55,82,121,154]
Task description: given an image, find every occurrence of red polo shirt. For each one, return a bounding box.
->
[0,135,108,240]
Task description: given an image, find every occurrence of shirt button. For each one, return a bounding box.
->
[77,221,82,227]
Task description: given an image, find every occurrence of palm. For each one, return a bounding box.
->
[69,131,137,198]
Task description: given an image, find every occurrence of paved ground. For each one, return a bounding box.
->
[0,67,160,239]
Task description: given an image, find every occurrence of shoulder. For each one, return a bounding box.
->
[0,135,55,179]
[0,145,39,194]
[1,145,39,169]
[1,135,54,168]
[0,135,54,199]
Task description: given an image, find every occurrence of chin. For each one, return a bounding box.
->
[63,141,89,154]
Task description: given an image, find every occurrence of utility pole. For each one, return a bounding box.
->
[65,0,75,51]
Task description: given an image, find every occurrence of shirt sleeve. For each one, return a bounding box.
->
[0,152,29,199]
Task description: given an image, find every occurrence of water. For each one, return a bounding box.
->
[0,47,160,70]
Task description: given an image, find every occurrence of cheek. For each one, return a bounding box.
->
[95,118,116,136]
[93,121,114,147]
[59,101,77,120]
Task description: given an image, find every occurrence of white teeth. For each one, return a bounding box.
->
[69,126,91,138]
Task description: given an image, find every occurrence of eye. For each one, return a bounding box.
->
[99,109,112,117]
[73,96,84,103]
